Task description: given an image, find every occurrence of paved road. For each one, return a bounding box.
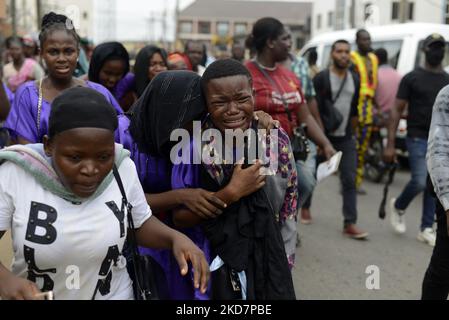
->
[0,170,435,300]
[292,170,434,300]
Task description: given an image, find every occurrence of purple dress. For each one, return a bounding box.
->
[3,84,14,106]
[115,115,210,300]
[4,80,123,143]
[111,73,135,102]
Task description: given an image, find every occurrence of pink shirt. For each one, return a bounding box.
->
[375,65,402,113]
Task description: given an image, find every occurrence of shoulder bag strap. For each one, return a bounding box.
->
[114,166,147,300]
[331,71,348,104]
[251,61,294,123]
[112,165,137,238]
[93,165,140,300]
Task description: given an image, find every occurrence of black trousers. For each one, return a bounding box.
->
[303,137,358,227]
[421,200,449,300]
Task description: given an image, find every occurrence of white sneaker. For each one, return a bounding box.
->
[417,228,436,247]
[390,198,406,234]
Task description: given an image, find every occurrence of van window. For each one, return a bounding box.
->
[415,41,449,71]
[322,45,332,68]
[371,40,402,68]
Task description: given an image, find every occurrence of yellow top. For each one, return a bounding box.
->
[351,51,379,98]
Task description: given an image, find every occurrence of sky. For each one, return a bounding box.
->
[115,0,313,42]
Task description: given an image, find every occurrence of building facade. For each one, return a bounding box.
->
[1,0,109,42]
[177,0,312,53]
[312,0,448,37]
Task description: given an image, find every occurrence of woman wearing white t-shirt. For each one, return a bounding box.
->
[0,87,210,300]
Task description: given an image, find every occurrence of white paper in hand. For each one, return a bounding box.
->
[317,152,343,182]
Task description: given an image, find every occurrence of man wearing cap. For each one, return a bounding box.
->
[384,33,449,247]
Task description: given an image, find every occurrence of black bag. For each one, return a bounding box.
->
[291,124,310,161]
[252,61,310,161]
[320,71,347,133]
[112,165,169,300]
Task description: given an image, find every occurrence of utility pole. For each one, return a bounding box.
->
[162,5,167,47]
[174,0,180,51]
[349,0,356,29]
[399,0,408,23]
[11,0,17,35]
[36,0,42,29]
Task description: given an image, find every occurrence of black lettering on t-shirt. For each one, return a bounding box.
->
[26,202,57,245]
[105,201,125,238]
[24,245,56,292]
[93,245,120,297]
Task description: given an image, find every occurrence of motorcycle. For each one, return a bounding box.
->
[364,116,408,183]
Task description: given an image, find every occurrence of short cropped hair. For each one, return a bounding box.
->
[201,59,252,92]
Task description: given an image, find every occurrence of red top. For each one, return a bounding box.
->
[246,61,305,137]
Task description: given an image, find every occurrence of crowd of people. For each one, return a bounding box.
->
[1,11,449,300]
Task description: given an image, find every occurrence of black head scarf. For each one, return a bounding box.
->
[134,45,168,97]
[49,87,118,138]
[88,42,130,84]
[129,70,206,158]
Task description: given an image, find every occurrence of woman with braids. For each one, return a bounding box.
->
[4,12,123,145]
[88,42,136,112]
[133,45,168,98]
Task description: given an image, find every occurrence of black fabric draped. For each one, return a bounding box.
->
[199,134,296,300]
[88,42,130,84]
[129,71,206,158]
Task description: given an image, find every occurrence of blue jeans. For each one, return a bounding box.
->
[296,142,317,208]
[395,137,435,230]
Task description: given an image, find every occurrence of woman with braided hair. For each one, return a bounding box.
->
[4,12,123,145]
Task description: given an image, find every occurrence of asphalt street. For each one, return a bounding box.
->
[293,169,434,300]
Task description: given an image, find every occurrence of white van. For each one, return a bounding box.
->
[300,23,449,76]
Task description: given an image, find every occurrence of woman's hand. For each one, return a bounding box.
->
[171,233,210,294]
[0,272,41,300]
[254,111,280,131]
[225,161,266,203]
[177,189,227,219]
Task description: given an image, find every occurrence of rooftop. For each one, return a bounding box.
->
[179,0,312,25]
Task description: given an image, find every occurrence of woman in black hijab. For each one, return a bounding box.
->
[88,42,136,111]
[116,71,227,299]
[133,45,168,98]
